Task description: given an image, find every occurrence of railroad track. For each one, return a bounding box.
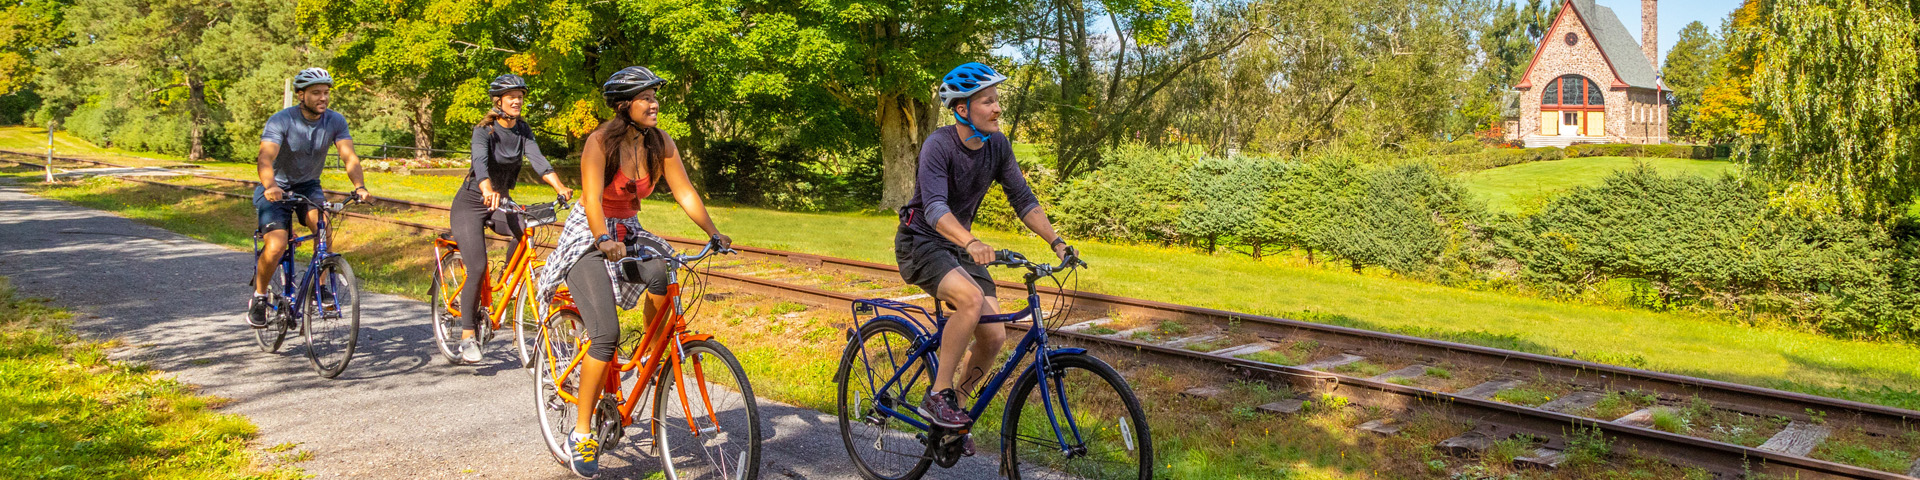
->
[7,149,1918,478]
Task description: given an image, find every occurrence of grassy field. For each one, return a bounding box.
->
[1458,156,1745,213]
[5,126,1919,416]
[0,275,304,478]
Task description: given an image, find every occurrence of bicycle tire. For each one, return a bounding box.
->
[652,339,763,480]
[302,256,361,379]
[532,308,586,465]
[511,279,538,376]
[836,319,935,480]
[429,249,466,364]
[1000,353,1152,480]
[253,265,290,353]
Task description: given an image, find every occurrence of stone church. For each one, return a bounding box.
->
[1512,0,1669,147]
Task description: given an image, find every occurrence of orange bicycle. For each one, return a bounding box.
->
[429,198,563,369]
[531,240,762,479]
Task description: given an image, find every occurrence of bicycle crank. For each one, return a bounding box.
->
[594,397,625,450]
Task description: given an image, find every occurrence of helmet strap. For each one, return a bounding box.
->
[953,99,990,144]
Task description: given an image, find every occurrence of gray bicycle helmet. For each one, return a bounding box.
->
[488,73,528,97]
[601,66,666,108]
[293,68,334,91]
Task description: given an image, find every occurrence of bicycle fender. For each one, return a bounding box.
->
[860,315,929,339]
[1046,347,1088,357]
[679,333,714,344]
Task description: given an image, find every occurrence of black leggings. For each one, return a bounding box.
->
[566,241,670,362]
[449,189,525,332]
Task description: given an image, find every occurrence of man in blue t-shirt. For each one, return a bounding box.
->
[247,68,372,328]
[894,63,1078,450]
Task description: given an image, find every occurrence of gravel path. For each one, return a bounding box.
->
[0,185,1003,479]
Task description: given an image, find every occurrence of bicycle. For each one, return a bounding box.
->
[835,250,1151,480]
[531,239,763,479]
[428,196,564,368]
[250,193,363,379]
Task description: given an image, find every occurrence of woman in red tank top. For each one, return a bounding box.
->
[532,66,731,478]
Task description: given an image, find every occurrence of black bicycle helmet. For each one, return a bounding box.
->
[487,73,528,97]
[601,66,666,108]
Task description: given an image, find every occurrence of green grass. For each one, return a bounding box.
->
[11,127,1920,414]
[0,276,301,478]
[1492,387,1554,407]
[1457,155,1744,213]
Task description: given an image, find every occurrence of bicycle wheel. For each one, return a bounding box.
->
[1000,353,1151,480]
[533,308,586,465]
[835,319,934,480]
[302,256,361,379]
[653,339,762,480]
[253,266,289,353]
[429,249,466,364]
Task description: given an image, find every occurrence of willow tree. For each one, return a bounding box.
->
[1741,0,1920,217]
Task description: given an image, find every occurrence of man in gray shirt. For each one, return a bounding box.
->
[248,67,372,328]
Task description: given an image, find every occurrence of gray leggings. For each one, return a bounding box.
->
[566,247,669,362]
[449,190,523,332]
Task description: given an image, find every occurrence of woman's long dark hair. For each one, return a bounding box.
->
[591,98,666,187]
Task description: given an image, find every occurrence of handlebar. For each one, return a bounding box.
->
[275,193,358,214]
[987,248,1087,277]
[624,237,737,267]
[495,196,567,216]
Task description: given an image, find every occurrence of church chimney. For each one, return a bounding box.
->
[1642,0,1658,66]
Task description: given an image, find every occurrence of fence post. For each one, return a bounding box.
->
[44,121,55,183]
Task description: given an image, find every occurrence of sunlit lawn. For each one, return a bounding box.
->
[1457,156,1745,213]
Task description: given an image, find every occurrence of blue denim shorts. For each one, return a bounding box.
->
[252,180,326,233]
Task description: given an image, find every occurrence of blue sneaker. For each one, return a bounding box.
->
[567,432,599,478]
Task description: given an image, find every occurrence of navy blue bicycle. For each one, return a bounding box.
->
[835,250,1151,480]
[251,193,362,379]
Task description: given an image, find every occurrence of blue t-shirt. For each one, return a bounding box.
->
[260,107,352,186]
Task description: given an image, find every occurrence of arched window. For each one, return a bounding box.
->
[1542,75,1604,108]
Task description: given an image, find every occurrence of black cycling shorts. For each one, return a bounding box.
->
[894,227,995,299]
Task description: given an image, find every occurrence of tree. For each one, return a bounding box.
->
[1662,21,1719,142]
[33,0,294,160]
[1737,0,1920,217]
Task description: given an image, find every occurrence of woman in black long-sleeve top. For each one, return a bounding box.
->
[446,73,573,364]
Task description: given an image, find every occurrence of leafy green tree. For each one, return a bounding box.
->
[1178,152,1263,253]
[1662,21,1719,142]
[1737,0,1920,217]
[33,0,295,159]
[0,0,68,118]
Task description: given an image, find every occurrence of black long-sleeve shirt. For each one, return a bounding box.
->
[464,121,554,195]
[899,126,1041,239]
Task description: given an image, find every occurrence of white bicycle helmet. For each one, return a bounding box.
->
[293,68,334,90]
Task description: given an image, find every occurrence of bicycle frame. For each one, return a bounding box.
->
[848,275,1090,451]
[432,231,540,331]
[255,200,342,323]
[541,257,722,438]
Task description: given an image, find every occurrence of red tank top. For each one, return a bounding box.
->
[602,169,652,218]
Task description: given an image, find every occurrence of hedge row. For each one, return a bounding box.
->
[1432,143,1726,174]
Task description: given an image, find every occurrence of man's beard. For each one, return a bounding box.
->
[300,101,325,116]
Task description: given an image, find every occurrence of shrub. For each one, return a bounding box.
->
[698,140,880,211]
[1492,165,1920,338]
[1054,145,1193,242]
[1565,143,1717,160]
[1431,147,1566,173]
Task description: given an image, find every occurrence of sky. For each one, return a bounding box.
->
[1595,0,1744,65]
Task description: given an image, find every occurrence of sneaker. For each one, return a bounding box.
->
[459,338,483,364]
[567,431,600,478]
[921,389,972,428]
[247,294,271,328]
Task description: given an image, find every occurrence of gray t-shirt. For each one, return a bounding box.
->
[260,107,352,186]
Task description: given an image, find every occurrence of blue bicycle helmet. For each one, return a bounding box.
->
[935,63,1008,142]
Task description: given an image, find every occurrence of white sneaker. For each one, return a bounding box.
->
[459,338,483,364]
